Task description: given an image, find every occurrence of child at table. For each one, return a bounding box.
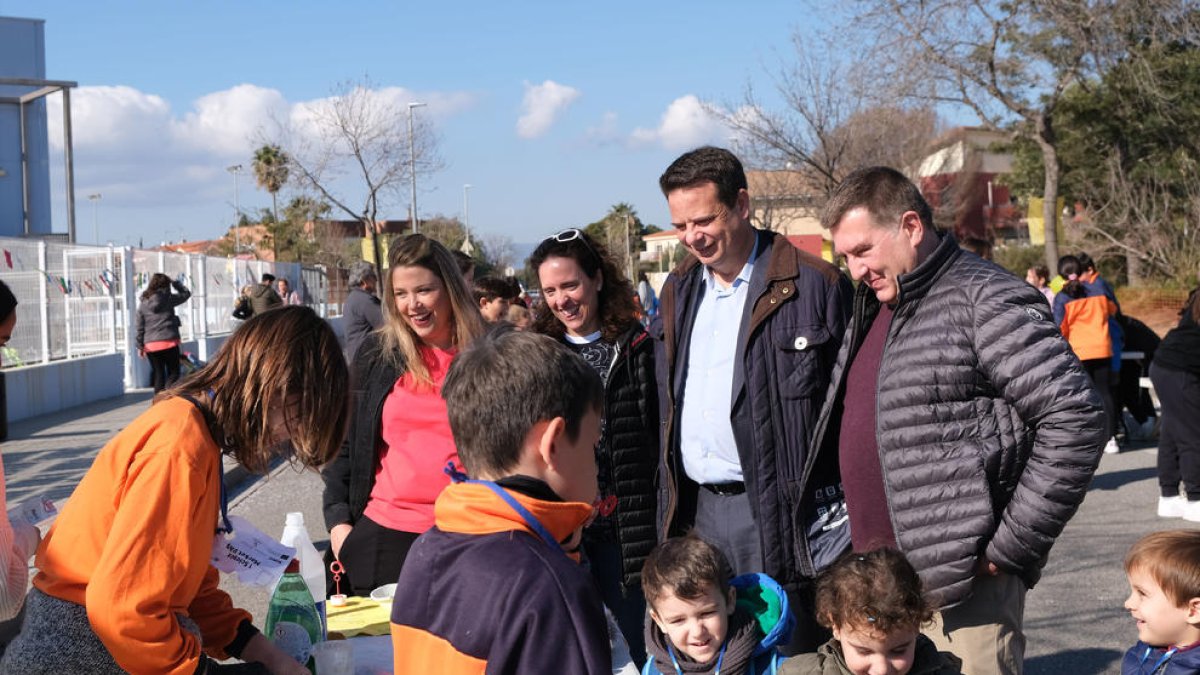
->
[780,549,961,675]
[389,326,612,674]
[1121,530,1200,674]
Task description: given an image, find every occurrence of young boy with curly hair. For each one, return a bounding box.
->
[781,549,962,675]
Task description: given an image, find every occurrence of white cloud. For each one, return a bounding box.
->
[631,95,728,150]
[516,80,580,139]
[41,83,476,214]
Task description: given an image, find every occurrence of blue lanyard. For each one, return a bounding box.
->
[1140,645,1178,674]
[444,462,561,550]
[667,642,726,675]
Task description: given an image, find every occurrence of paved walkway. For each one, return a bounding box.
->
[0,392,1183,673]
[2,391,252,507]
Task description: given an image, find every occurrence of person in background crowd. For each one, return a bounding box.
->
[135,273,191,393]
[530,227,658,666]
[813,167,1104,675]
[506,303,531,330]
[655,146,852,653]
[452,249,476,285]
[0,281,41,646]
[1054,254,1121,455]
[232,285,254,321]
[1,306,349,674]
[636,271,658,325]
[341,261,383,363]
[960,236,993,261]
[1025,265,1055,306]
[781,549,962,675]
[248,273,282,315]
[1117,313,1160,442]
[275,278,302,306]
[1149,288,1200,521]
[322,235,485,596]
[473,276,514,324]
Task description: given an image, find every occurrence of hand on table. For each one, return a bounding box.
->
[238,633,309,675]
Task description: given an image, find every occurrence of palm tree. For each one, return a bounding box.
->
[252,144,290,224]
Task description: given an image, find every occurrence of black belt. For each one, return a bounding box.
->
[699,481,746,496]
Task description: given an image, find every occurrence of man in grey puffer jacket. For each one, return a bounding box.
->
[805,167,1104,675]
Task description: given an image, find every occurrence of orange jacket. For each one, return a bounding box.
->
[1053,280,1117,362]
[390,480,611,674]
[33,397,251,674]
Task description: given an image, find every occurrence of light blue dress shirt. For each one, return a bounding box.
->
[679,243,759,485]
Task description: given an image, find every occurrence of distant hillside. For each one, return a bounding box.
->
[512,241,537,268]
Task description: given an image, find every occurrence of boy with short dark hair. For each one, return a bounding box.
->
[390,326,612,674]
[473,276,513,323]
[641,535,792,675]
[1122,530,1200,674]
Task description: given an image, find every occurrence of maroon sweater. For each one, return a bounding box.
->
[839,303,897,551]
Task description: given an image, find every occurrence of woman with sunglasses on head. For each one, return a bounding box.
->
[322,234,485,596]
[2,306,349,674]
[529,228,659,667]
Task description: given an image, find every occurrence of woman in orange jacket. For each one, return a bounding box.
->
[1,306,350,674]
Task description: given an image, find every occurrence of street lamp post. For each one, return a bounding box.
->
[87,193,102,244]
[407,102,427,234]
[226,164,243,255]
[463,184,472,252]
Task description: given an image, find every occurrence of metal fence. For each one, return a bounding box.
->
[0,236,336,369]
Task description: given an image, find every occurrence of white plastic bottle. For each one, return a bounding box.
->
[280,511,327,639]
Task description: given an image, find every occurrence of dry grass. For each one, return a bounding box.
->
[1117,287,1192,337]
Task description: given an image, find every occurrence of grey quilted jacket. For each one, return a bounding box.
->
[804,234,1105,608]
[134,282,190,350]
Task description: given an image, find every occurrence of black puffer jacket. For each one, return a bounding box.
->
[655,230,852,591]
[804,234,1105,608]
[321,332,404,529]
[598,324,659,591]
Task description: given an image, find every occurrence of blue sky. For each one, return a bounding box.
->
[1,1,825,250]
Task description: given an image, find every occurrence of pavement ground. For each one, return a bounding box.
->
[1,392,1187,674]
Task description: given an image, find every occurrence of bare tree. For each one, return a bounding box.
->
[270,77,442,272]
[1076,154,1200,285]
[709,33,940,206]
[850,0,1194,271]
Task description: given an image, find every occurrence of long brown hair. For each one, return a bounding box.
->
[527,228,639,342]
[141,273,173,301]
[167,306,349,474]
[377,234,485,386]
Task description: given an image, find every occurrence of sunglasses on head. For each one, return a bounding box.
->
[543,228,599,260]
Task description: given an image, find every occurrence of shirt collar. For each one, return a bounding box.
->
[701,231,760,292]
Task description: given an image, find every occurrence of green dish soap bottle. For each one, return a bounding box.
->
[264,558,321,672]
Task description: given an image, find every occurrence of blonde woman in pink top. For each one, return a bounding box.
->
[321,235,485,595]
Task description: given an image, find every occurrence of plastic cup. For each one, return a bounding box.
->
[312,640,354,675]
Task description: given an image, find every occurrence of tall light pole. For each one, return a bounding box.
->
[463,184,472,252]
[87,193,102,244]
[407,102,427,234]
[226,164,243,255]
